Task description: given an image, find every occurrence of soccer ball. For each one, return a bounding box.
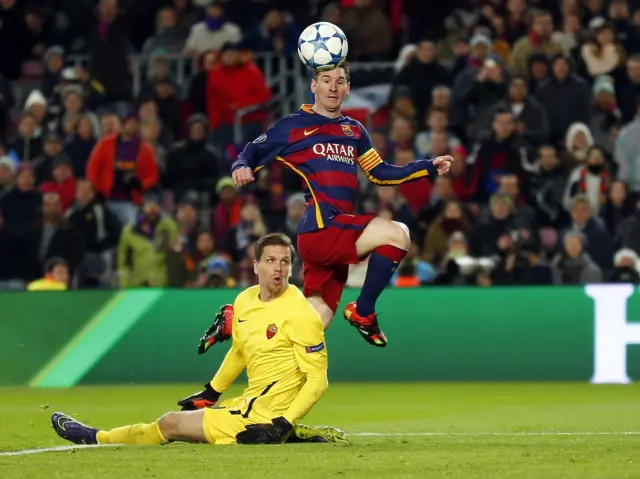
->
[297,22,348,72]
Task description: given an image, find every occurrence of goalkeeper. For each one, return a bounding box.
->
[51,233,345,446]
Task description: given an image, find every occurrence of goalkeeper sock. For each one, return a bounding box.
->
[96,421,167,445]
[356,245,406,317]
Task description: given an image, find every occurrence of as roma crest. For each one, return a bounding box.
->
[341,124,354,137]
[266,323,278,340]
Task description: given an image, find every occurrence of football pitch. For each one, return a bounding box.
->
[1,383,639,478]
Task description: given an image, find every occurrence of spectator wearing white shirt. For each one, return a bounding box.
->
[183,1,241,58]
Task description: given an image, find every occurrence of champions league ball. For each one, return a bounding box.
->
[297,22,348,72]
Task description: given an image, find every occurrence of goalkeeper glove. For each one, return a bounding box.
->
[198,304,234,354]
[177,383,221,411]
[236,416,293,445]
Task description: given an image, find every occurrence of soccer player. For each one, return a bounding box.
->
[232,62,451,347]
[51,233,346,446]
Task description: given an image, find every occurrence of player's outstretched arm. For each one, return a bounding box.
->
[357,147,453,185]
[177,344,245,410]
[231,121,290,187]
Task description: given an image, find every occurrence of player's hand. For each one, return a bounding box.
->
[236,416,294,444]
[433,155,453,176]
[232,167,255,187]
[177,383,221,411]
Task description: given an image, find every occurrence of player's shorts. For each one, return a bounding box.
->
[297,213,375,313]
[202,397,270,445]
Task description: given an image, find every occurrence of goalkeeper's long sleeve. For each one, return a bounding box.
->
[282,309,329,424]
[210,344,245,393]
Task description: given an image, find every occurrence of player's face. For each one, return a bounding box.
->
[255,245,292,294]
[311,68,350,113]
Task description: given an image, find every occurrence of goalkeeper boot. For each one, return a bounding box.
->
[198,304,234,354]
[343,302,387,347]
[289,424,350,444]
[51,412,98,445]
[177,383,221,411]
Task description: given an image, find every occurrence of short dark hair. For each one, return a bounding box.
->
[44,256,68,274]
[255,233,295,262]
[493,107,513,119]
[312,61,351,83]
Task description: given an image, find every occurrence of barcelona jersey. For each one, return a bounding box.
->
[232,104,439,234]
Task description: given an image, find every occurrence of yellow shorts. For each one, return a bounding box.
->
[202,397,270,445]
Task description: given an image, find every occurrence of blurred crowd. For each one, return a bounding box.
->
[2,0,640,291]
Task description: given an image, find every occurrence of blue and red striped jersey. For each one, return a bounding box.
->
[232,104,438,234]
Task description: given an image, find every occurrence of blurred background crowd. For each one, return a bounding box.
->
[2,0,640,291]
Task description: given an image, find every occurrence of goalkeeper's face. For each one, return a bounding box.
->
[311,67,350,113]
[254,245,292,296]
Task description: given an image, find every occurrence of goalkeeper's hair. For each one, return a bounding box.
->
[255,233,296,262]
[312,61,351,83]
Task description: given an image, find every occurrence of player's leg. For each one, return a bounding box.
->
[51,410,208,446]
[301,260,349,329]
[343,217,410,346]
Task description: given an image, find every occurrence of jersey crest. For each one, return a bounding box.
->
[342,124,354,137]
[266,323,278,340]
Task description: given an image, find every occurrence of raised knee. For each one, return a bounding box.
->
[389,222,410,250]
[158,412,181,439]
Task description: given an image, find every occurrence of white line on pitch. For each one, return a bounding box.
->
[3,432,640,456]
[0,444,119,457]
[350,432,640,436]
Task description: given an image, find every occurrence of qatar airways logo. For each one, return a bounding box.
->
[312,143,355,165]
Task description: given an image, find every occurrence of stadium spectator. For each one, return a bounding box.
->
[213,176,241,252]
[86,112,159,225]
[492,75,549,147]
[564,145,611,215]
[64,115,96,178]
[508,10,564,77]
[183,1,242,58]
[38,157,76,213]
[188,51,216,116]
[615,99,640,192]
[529,145,569,228]
[616,55,640,124]
[589,76,621,154]
[601,179,634,241]
[423,199,471,266]
[172,0,203,38]
[41,46,65,99]
[580,18,626,80]
[227,201,267,262]
[206,42,271,146]
[0,156,15,197]
[564,195,613,272]
[243,9,299,54]
[22,6,52,62]
[31,133,68,184]
[24,192,85,283]
[551,230,603,284]
[66,179,121,288]
[142,7,187,56]
[141,117,168,173]
[536,54,592,146]
[393,40,450,127]
[339,0,393,61]
[497,174,538,233]
[26,256,69,291]
[0,0,27,81]
[466,56,508,141]
[0,165,41,234]
[553,12,582,55]
[164,114,221,203]
[87,0,132,108]
[117,194,178,287]
[609,247,640,282]
[0,207,26,290]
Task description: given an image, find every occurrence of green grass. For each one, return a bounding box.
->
[1,383,640,478]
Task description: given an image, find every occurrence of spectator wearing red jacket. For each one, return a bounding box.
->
[86,113,159,225]
[207,42,271,148]
[39,157,76,213]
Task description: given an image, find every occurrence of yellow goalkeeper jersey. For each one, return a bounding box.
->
[210,284,328,424]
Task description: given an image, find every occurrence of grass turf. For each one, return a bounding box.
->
[1,383,639,478]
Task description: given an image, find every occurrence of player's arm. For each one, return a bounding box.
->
[231,120,289,186]
[356,125,451,185]
[282,307,328,424]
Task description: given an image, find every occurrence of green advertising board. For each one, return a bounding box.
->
[1,285,639,387]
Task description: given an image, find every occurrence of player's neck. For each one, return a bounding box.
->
[258,285,288,302]
[311,104,341,119]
